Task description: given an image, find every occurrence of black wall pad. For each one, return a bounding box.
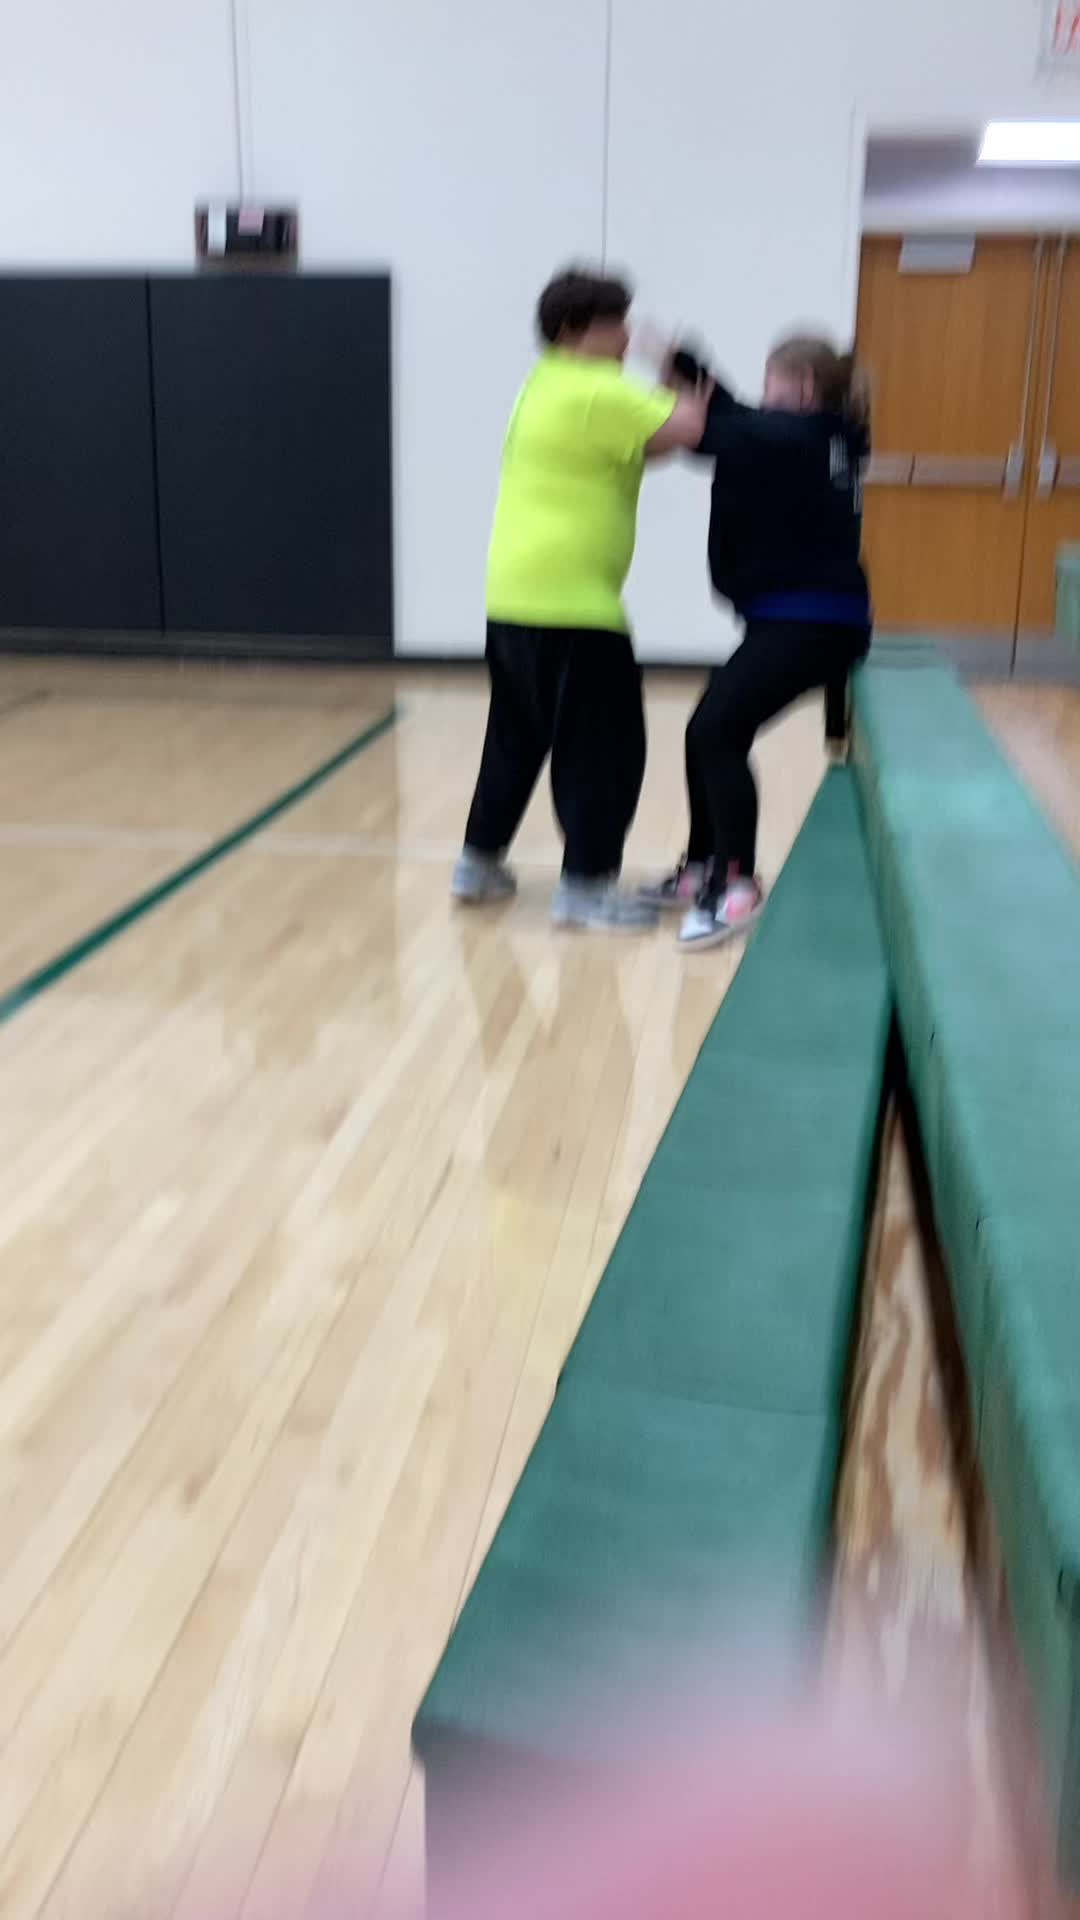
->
[150,273,393,651]
[0,276,162,633]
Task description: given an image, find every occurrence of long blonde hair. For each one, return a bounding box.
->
[768,334,871,433]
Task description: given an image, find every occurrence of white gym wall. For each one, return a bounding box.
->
[1,0,1078,659]
[0,1,238,269]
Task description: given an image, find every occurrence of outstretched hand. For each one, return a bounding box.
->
[681,371,717,436]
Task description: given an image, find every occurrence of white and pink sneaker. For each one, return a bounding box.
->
[678,873,765,951]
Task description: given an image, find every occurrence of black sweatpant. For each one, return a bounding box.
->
[685,619,870,878]
[464,620,646,880]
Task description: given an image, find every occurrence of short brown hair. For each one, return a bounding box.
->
[536,268,632,345]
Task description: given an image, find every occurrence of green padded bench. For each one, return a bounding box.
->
[562,778,890,1418]
[852,652,1080,1880]
[414,769,891,1890]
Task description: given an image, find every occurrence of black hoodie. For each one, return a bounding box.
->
[694,384,872,629]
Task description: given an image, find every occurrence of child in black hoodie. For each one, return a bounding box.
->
[643,335,872,951]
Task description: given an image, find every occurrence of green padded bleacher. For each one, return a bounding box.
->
[852,653,1080,1880]
[417,1382,836,1769]
[413,770,891,1881]
[563,775,888,1417]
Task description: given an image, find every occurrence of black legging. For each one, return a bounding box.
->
[465,620,647,879]
[685,619,870,877]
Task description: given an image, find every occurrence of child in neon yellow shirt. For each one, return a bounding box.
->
[453,267,710,932]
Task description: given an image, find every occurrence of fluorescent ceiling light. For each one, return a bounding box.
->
[978,121,1080,166]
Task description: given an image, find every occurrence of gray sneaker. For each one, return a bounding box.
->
[551,878,659,933]
[451,849,517,904]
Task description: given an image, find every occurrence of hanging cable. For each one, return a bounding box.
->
[229,0,247,201]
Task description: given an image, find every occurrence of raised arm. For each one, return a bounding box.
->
[647,338,752,460]
[690,381,757,459]
[644,378,717,460]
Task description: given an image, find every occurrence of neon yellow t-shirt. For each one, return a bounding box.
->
[485,351,676,633]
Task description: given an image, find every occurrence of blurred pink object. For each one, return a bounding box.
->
[420,1692,1004,1920]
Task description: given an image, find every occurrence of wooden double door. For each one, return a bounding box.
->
[857,234,1080,662]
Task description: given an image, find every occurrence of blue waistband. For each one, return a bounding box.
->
[741,591,872,627]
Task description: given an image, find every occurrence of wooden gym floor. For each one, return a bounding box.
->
[0,657,1076,1918]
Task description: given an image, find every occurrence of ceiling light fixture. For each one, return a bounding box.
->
[978,121,1080,166]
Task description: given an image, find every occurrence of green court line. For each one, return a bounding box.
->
[0,705,398,1028]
